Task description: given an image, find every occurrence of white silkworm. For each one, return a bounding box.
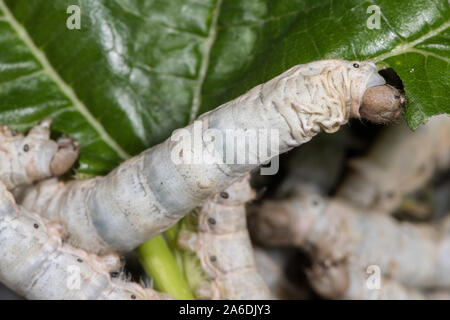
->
[337,114,450,213]
[253,248,286,299]
[308,260,450,300]
[0,124,167,300]
[17,60,390,254]
[0,181,168,300]
[251,190,450,289]
[274,129,351,198]
[0,119,78,189]
[177,176,272,300]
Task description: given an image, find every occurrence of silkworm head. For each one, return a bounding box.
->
[307,260,349,298]
[360,85,405,123]
[49,137,79,175]
[346,61,386,119]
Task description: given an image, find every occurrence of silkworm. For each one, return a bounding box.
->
[251,190,450,289]
[17,59,394,254]
[359,84,405,124]
[0,126,167,300]
[0,178,165,299]
[274,128,351,198]
[0,119,79,190]
[0,181,169,300]
[337,114,450,213]
[308,260,450,300]
[253,248,285,299]
[177,176,272,299]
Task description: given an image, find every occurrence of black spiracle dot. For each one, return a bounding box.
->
[33,223,39,229]
[209,255,217,262]
[77,258,83,263]
[23,144,30,152]
[207,217,216,225]
[353,63,360,68]
[110,272,119,278]
[220,192,229,199]
[131,294,136,300]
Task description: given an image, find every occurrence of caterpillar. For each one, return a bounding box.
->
[15,59,401,255]
[0,182,169,300]
[0,119,79,190]
[177,176,272,300]
[0,128,168,300]
[274,128,351,198]
[250,190,450,289]
[308,259,450,300]
[337,114,450,213]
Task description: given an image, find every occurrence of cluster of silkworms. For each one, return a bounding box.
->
[0,121,168,300]
[250,114,450,300]
[0,59,415,300]
[177,175,271,299]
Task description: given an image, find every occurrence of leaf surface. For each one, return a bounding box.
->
[0,0,448,174]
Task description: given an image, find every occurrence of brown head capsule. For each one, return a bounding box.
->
[49,137,79,176]
[359,85,405,123]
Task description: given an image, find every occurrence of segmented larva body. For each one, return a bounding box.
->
[251,191,450,289]
[337,114,450,213]
[0,182,168,300]
[178,176,272,299]
[308,261,450,300]
[17,60,388,255]
[274,129,350,198]
[0,119,78,190]
[0,123,167,300]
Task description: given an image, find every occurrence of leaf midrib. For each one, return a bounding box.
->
[0,0,131,160]
[373,20,450,63]
[2,1,448,147]
[189,0,223,122]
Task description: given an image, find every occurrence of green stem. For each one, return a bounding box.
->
[165,224,180,250]
[137,235,194,300]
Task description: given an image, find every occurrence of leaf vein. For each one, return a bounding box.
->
[0,0,130,160]
[374,21,450,62]
[0,70,44,88]
[408,48,450,64]
[189,0,222,121]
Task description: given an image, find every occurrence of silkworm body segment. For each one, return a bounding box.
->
[178,176,272,299]
[18,60,387,254]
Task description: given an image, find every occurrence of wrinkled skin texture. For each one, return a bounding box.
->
[17,60,390,255]
[178,176,272,300]
[0,119,79,189]
[251,190,450,291]
[0,123,169,300]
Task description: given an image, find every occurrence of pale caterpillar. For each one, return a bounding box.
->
[274,128,351,199]
[0,182,169,300]
[308,260,450,300]
[250,190,450,289]
[337,114,450,213]
[0,119,79,190]
[0,128,168,300]
[16,59,399,255]
[177,175,272,300]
